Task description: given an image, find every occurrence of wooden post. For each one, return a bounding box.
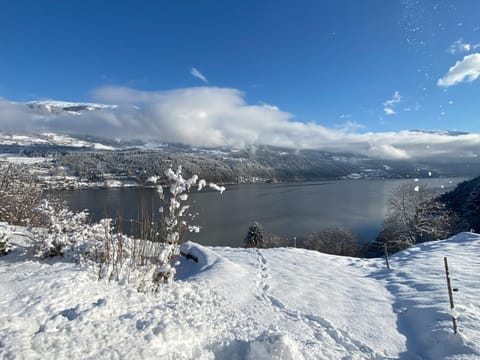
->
[444,256,458,334]
[384,243,390,270]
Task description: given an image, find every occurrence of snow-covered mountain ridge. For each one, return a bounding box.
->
[0,132,114,150]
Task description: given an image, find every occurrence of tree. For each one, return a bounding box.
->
[0,163,44,226]
[244,221,264,248]
[381,183,457,249]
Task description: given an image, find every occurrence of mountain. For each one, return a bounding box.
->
[0,132,115,151]
[409,129,470,136]
[1,131,480,183]
[24,100,117,116]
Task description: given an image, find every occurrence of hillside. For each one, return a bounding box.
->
[441,176,480,232]
[3,131,480,186]
[1,228,479,359]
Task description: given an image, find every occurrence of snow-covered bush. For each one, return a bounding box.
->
[31,202,130,279]
[149,166,225,283]
[3,165,224,288]
[33,199,90,258]
[244,221,265,248]
[94,166,225,287]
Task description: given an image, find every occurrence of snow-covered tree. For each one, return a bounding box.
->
[244,221,265,248]
[382,183,457,248]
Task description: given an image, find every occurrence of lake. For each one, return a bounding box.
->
[51,177,467,247]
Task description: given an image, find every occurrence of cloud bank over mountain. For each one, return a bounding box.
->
[1,86,479,161]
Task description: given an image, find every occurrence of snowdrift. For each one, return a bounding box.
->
[1,228,479,359]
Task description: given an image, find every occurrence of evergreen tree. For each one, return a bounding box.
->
[244,221,264,248]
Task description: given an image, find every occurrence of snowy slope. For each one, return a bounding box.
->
[1,229,479,359]
[0,132,115,150]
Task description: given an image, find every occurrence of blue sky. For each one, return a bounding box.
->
[1,0,480,136]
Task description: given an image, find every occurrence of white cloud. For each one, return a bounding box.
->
[384,107,396,115]
[259,102,279,111]
[437,53,480,87]
[383,91,402,115]
[383,91,402,107]
[335,120,364,132]
[190,67,208,84]
[2,87,480,161]
[0,99,47,132]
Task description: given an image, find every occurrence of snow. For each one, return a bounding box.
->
[208,183,226,194]
[1,228,480,359]
[0,132,115,150]
[0,155,48,164]
[105,179,123,188]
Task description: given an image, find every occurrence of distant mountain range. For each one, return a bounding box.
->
[1,100,479,182]
[409,129,470,136]
[22,100,117,116]
[1,131,479,183]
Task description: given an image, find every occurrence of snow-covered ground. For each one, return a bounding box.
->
[1,228,479,359]
[0,155,49,165]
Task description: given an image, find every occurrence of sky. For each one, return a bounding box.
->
[1,1,480,158]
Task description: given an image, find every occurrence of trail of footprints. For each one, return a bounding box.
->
[253,249,381,359]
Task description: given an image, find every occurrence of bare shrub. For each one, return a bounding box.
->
[264,233,292,248]
[305,226,361,257]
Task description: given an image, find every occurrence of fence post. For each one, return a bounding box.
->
[384,243,390,270]
[444,256,458,334]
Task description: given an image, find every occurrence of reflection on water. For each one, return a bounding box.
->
[51,178,467,247]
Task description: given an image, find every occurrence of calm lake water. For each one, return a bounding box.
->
[52,178,467,247]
